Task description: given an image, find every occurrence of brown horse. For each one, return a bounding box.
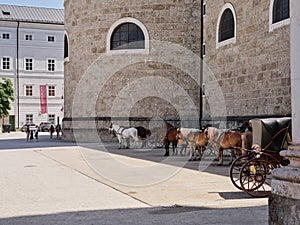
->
[204,127,243,165]
[177,128,208,161]
[163,127,178,156]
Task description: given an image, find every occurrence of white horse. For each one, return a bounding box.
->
[108,123,140,149]
[177,127,202,161]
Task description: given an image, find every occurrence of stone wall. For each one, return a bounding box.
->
[204,0,291,119]
[63,0,202,140]
[63,0,291,140]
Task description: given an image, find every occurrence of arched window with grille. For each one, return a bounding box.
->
[107,18,149,54]
[269,0,290,31]
[64,31,69,61]
[216,3,237,48]
[219,9,235,42]
[111,23,145,50]
[273,0,290,23]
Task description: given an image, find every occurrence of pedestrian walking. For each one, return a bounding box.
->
[26,125,30,142]
[29,130,34,142]
[34,125,39,142]
[49,124,55,139]
[56,124,61,139]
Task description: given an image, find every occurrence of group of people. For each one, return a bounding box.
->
[26,125,39,142]
[26,124,62,142]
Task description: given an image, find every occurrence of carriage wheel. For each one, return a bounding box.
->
[239,158,276,197]
[229,154,254,190]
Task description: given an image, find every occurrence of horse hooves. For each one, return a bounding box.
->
[188,158,192,161]
[217,163,223,166]
[126,147,129,149]
[164,153,169,157]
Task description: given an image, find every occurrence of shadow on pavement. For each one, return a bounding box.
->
[0,205,268,225]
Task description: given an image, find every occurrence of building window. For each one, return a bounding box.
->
[48,85,55,96]
[64,33,69,59]
[2,33,10,39]
[269,0,290,31]
[110,23,145,50]
[219,9,235,42]
[2,57,10,70]
[273,0,289,23]
[47,59,55,71]
[25,85,33,96]
[48,114,55,123]
[25,34,33,40]
[26,114,33,123]
[216,3,237,48]
[25,58,33,71]
[48,36,55,42]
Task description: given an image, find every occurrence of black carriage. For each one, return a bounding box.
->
[229,117,291,197]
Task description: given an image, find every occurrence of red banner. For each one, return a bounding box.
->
[40,85,47,114]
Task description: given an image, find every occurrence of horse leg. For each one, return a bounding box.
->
[188,142,194,161]
[164,143,170,156]
[218,148,223,166]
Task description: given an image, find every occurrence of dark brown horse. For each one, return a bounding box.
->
[163,127,178,156]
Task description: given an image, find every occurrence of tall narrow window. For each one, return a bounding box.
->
[25,85,33,96]
[48,85,55,96]
[2,57,10,70]
[273,0,290,23]
[110,23,145,50]
[47,59,55,71]
[64,34,69,59]
[25,58,33,71]
[219,9,235,42]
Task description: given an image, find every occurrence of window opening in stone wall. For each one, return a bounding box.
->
[273,0,289,23]
[110,23,145,50]
[64,34,69,59]
[218,9,235,42]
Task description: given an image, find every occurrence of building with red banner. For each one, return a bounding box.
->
[0,5,64,130]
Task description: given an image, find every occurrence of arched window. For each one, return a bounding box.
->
[219,9,235,42]
[64,34,69,59]
[106,17,149,54]
[216,3,236,48]
[273,0,289,23]
[110,23,145,50]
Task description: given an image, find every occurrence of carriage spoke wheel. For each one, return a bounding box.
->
[229,154,253,190]
[239,158,275,197]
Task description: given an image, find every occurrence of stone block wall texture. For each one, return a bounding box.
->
[63,0,202,139]
[63,0,291,139]
[204,0,291,118]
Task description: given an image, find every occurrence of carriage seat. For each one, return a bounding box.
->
[250,117,291,153]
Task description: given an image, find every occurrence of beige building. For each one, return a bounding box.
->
[63,0,291,140]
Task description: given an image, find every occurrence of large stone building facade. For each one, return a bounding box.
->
[63,0,291,141]
[204,0,291,121]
